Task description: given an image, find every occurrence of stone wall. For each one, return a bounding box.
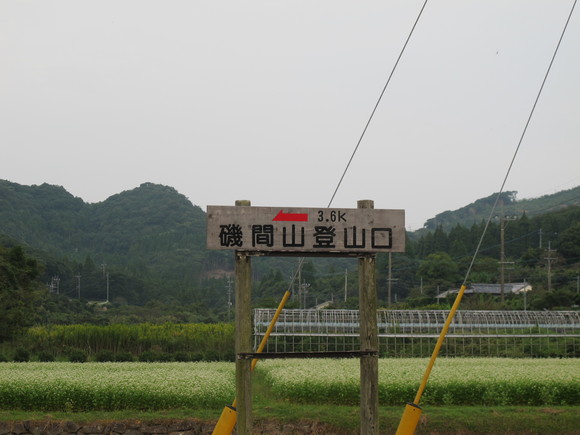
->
[0,419,214,435]
[0,419,349,435]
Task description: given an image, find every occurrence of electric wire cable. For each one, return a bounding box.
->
[327,0,430,209]
[288,0,431,293]
[461,0,577,286]
[410,0,578,411]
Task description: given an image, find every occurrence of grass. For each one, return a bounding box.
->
[1,406,579,434]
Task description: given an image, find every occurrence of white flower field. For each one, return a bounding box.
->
[261,358,580,406]
[0,362,235,411]
[0,358,577,411]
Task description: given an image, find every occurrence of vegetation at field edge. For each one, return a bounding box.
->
[0,406,578,434]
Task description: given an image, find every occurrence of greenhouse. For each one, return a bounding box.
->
[254,309,580,357]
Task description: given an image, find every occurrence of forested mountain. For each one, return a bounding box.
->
[421,187,580,232]
[0,180,224,307]
[0,180,206,258]
[1,179,579,331]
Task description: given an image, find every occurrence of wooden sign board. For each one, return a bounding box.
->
[206,205,405,254]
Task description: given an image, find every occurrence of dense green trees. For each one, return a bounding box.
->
[0,246,41,340]
[422,187,579,231]
[0,245,111,342]
[417,252,460,295]
[559,222,580,263]
[404,206,580,309]
[0,181,208,306]
[1,179,578,326]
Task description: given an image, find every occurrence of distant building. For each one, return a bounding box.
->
[437,282,532,299]
[314,300,333,310]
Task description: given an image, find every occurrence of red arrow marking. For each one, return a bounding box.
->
[272,210,309,222]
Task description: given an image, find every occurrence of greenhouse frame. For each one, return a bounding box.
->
[254,309,580,357]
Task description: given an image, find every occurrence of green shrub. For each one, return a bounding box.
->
[24,322,235,358]
[13,348,30,362]
[222,349,235,362]
[156,352,173,362]
[173,352,190,362]
[203,349,221,361]
[139,350,174,362]
[67,349,87,363]
[114,351,134,362]
[95,350,115,362]
[139,350,158,362]
[0,354,7,362]
[37,351,55,362]
[190,352,204,362]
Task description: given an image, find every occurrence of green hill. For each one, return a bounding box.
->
[421,186,580,232]
[1,179,578,316]
[0,180,226,306]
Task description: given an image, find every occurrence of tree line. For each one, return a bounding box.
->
[250,205,580,311]
[0,180,578,345]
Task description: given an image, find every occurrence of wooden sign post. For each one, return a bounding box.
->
[207,200,405,435]
[234,200,252,434]
[357,200,379,433]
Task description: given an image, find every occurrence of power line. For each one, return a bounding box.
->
[286,1,431,300]
[407,4,578,412]
[462,0,577,285]
[327,0,430,208]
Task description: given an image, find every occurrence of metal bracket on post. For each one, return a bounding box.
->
[237,350,378,360]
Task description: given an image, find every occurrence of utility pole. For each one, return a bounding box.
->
[301,282,310,309]
[298,264,302,308]
[499,216,517,303]
[226,277,233,322]
[75,274,81,300]
[386,252,398,307]
[50,276,60,294]
[101,264,109,302]
[544,242,557,292]
[388,252,392,307]
[344,268,348,302]
[522,278,529,311]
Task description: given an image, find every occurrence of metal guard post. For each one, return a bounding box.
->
[237,350,378,360]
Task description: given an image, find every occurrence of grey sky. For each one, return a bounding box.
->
[1,1,578,230]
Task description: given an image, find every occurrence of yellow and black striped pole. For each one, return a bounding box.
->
[212,290,291,435]
[396,284,468,435]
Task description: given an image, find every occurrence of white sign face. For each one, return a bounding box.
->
[206,205,405,254]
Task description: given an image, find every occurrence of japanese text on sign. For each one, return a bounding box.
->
[206,206,405,254]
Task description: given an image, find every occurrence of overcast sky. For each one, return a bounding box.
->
[1,1,578,230]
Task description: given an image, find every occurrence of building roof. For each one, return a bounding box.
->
[437,282,532,298]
